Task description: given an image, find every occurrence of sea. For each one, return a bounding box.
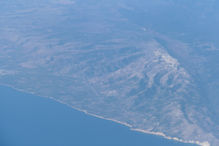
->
[0,86,196,146]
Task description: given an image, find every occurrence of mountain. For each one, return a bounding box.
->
[0,0,218,145]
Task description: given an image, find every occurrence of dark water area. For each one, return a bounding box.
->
[0,86,196,146]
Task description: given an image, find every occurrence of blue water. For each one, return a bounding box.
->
[0,86,196,146]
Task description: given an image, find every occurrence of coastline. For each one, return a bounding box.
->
[0,83,209,146]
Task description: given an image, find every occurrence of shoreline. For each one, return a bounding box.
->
[0,84,210,146]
